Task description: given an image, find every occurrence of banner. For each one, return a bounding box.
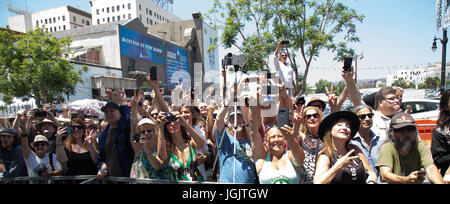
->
[437,0,444,31]
[119,25,163,64]
[165,43,189,89]
[445,0,450,30]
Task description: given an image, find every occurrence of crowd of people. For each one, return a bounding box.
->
[1,42,449,184]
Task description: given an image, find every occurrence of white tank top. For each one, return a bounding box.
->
[258,152,300,184]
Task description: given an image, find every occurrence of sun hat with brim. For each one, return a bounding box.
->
[318,111,360,140]
[101,102,120,112]
[0,128,18,137]
[35,119,58,131]
[31,135,50,147]
[137,118,158,130]
[307,97,326,109]
[390,112,416,129]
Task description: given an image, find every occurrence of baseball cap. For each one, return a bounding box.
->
[0,128,18,137]
[390,112,416,129]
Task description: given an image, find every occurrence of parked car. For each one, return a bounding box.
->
[402,99,440,120]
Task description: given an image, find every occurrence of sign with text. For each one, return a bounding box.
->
[119,25,163,64]
[165,43,189,89]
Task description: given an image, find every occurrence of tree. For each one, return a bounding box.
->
[424,76,440,90]
[315,79,333,94]
[391,78,408,89]
[206,0,364,95]
[0,27,86,107]
[272,0,364,95]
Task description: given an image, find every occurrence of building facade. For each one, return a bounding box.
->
[386,62,450,87]
[8,6,92,33]
[90,0,180,28]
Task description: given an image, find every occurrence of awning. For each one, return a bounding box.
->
[91,75,137,90]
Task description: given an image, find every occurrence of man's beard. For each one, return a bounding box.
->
[396,135,416,155]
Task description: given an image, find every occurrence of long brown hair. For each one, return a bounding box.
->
[64,118,88,151]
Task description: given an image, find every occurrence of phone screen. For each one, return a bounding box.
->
[150,66,157,80]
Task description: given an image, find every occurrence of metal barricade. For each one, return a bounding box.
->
[416,124,436,145]
[0,176,219,184]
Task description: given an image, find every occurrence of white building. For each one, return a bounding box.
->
[8,6,92,33]
[386,62,450,87]
[90,0,181,28]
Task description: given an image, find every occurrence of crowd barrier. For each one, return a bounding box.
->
[0,176,219,184]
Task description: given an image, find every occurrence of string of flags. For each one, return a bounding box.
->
[305,63,435,71]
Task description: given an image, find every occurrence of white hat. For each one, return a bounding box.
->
[137,118,157,129]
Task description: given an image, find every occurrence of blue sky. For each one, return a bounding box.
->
[0,0,448,84]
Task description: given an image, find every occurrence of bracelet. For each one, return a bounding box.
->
[366,180,376,184]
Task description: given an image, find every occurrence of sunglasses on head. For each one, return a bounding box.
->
[358,114,374,120]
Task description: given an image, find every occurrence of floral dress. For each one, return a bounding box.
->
[130,150,165,180]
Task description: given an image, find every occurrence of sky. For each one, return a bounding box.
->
[0,0,448,85]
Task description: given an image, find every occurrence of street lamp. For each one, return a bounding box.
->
[432,29,448,95]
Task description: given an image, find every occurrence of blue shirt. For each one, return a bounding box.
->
[215,127,256,184]
[350,130,383,178]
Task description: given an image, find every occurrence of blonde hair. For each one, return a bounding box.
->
[299,106,324,136]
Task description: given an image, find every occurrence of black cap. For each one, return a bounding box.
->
[318,111,360,140]
[0,128,18,137]
[101,102,120,112]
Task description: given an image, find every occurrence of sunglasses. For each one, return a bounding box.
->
[72,125,84,130]
[140,129,153,134]
[34,142,48,147]
[358,114,374,120]
[305,113,319,119]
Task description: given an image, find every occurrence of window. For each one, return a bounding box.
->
[49,18,52,23]
[117,5,120,11]
[62,16,65,21]
[112,16,115,21]
[45,19,48,24]
[128,3,131,9]
[36,20,39,25]
[146,8,148,15]
[53,17,56,22]
[97,19,100,24]
[73,16,76,22]
[112,6,115,12]
[41,20,43,23]
[425,102,439,111]
[86,21,90,26]
[82,19,85,24]
[149,10,152,15]
[139,15,142,20]
[149,19,153,25]
[50,27,53,32]
[139,4,141,10]
[128,14,132,19]
[128,59,136,71]
[63,25,66,30]
[123,4,125,9]
[103,18,105,22]
[118,15,120,21]
[123,14,126,19]
[96,9,99,15]
[107,17,110,23]
[107,7,109,13]
[102,8,104,12]
[58,16,60,20]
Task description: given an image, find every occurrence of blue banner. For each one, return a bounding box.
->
[166,43,190,89]
[119,25,163,64]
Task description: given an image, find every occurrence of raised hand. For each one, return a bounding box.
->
[326,85,338,113]
[334,149,359,170]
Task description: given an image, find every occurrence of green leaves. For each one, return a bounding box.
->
[0,27,84,107]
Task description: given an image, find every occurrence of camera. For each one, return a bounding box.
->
[281,40,290,45]
[133,134,141,143]
[164,112,177,122]
[34,163,48,176]
[296,97,306,106]
[34,109,47,118]
[222,53,246,68]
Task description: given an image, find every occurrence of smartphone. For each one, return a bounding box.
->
[277,108,291,129]
[133,134,141,143]
[343,56,353,72]
[65,126,74,135]
[281,40,290,45]
[34,109,47,118]
[296,97,306,106]
[150,66,157,80]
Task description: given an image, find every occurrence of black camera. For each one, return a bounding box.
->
[133,134,141,143]
[34,109,47,118]
[296,97,306,106]
[34,163,48,176]
[164,112,177,122]
[281,40,290,45]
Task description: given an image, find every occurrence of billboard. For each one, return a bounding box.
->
[166,43,190,89]
[119,25,163,64]
[203,22,219,83]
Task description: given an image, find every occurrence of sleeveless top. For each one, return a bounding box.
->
[322,149,367,184]
[258,152,300,184]
[299,133,324,184]
[168,144,204,182]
